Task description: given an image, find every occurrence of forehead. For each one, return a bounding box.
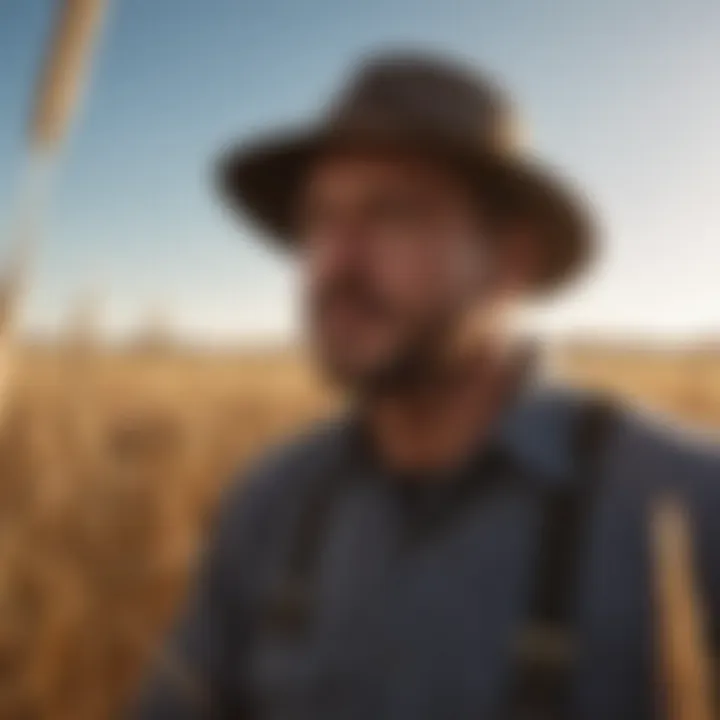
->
[301,148,476,203]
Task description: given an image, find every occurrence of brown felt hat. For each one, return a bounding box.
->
[216,52,597,293]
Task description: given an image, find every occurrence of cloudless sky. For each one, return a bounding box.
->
[1,0,719,342]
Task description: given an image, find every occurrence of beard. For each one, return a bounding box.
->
[311,300,470,398]
[325,331,446,395]
[306,268,492,397]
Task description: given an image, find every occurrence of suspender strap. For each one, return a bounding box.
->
[506,398,618,719]
[261,444,353,638]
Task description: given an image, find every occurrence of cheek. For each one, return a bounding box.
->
[380,235,483,314]
[371,238,442,313]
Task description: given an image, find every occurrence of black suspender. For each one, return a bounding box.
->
[261,440,354,638]
[505,398,618,719]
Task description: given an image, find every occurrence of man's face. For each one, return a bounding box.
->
[297,151,503,389]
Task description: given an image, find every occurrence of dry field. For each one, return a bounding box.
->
[0,341,718,719]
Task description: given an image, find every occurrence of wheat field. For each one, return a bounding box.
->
[0,340,718,719]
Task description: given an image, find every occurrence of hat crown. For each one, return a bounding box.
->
[329,53,519,151]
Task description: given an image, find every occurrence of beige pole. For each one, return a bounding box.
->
[30,0,109,152]
[0,0,109,418]
[651,495,714,720]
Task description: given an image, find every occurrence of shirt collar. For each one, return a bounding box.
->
[340,347,582,486]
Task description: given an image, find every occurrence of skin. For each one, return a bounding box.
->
[296,149,539,472]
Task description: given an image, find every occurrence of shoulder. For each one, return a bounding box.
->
[601,400,720,575]
[606,401,720,493]
[541,383,720,499]
[216,415,353,537]
[194,415,354,596]
[605,401,720,613]
[164,416,354,622]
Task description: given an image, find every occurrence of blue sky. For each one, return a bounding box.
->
[1,0,719,341]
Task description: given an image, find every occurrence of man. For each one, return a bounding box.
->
[135,53,720,719]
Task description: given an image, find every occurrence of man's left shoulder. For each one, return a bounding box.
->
[605,401,720,494]
[598,400,720,609]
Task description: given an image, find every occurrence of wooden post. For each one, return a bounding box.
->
[651,495,714,720]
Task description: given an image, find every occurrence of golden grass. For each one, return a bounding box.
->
[0,342,718,719]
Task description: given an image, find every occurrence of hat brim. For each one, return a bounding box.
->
[216,127,597,293]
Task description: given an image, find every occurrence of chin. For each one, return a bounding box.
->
[320,355,386,389]
[318,347,429,395]
[313,342,381,383]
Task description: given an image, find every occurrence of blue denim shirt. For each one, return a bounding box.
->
[135,386,720,719]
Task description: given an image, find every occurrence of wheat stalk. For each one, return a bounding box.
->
[651,495,714,720]
[30,0,108,152]
[0,0,109,422]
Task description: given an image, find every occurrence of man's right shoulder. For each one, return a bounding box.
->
[218,415,353,530]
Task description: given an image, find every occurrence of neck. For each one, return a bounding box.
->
[364,344,521,476]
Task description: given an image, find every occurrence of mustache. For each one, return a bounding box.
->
[311,276,391,320]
